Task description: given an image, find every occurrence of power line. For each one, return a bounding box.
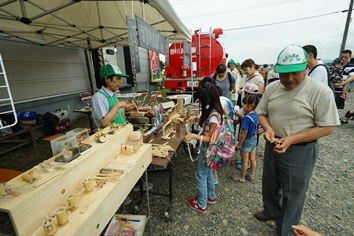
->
[224,9,349,32]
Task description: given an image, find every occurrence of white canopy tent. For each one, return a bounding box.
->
[0,0,191,49]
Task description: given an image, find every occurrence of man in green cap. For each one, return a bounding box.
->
[254,45,339,236]
[91,64,137,128]
[227,59,240,82]
[227,59,242,102]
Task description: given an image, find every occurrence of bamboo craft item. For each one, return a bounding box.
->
[151,143,174,158]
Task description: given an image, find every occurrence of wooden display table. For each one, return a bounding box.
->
[0,124,152,236]
[144,125,187,214]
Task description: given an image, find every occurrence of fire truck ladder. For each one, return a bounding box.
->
[0,53,17,130]
[196,28,212,77]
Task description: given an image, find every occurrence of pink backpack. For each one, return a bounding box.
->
[205,112,236,169]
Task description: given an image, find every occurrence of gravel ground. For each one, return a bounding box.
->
[1,92,354,236]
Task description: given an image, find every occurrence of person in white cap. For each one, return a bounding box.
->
[91,64,137,128]
[254,45,339,236]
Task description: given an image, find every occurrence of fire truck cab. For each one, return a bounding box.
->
[165,28,227,90]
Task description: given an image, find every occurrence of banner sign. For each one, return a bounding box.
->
[126,16,141,73]
[136,16,165,54]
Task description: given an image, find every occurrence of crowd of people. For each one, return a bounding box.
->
[182,44,353,236]
[90,45,353,236]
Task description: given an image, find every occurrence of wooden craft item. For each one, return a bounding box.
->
[151,143,174,151]
[121,145,134,155]
[177,98,184,111]
[22,170,36,183]
[129,111,145,117]
[79,197,96,214]
[130,131,142,141]
[62,144,73,159]
[94,176,119,182]
[151,144,174,158]
[55,206,69,226]
[161,116,176,140]
[40,161,53,172]
[0,184,7,196]
[83,178,93,193]
[95,128,107,143]
[98,135,107,143]
[67,193,78,210]
[42,216,57,236]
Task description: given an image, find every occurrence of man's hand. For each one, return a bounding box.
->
[292,225,323,236]
[126,101,138,111]
[263,129,275,143]
[115,100,128,109]
[272,136,295,153]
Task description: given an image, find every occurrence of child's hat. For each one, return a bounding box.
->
[244,83,258,94]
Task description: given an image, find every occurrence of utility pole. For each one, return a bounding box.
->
[340,0,354,53]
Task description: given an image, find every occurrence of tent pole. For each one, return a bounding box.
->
[85,49,96,94]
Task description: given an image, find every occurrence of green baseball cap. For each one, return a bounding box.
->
[100,64,129,79]
[227,59,240,67]
[275,45,308,73]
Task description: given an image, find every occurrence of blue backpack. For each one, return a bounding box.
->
[309,64,335,96]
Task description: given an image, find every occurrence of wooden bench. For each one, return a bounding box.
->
[0,124,44,155]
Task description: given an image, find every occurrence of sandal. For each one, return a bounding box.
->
[237,164,250,172]
[231,174,245,183]
[245,173,254,181]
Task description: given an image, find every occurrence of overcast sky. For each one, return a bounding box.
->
[169,0,354,65]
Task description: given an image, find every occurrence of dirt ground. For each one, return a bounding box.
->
[1,92,354,236]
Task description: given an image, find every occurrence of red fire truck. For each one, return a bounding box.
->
[164,28,227,90]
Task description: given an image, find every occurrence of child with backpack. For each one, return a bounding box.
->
[183,82,225,213]
[232,94,260,183]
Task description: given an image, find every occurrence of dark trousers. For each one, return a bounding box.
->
[262,141,318,236]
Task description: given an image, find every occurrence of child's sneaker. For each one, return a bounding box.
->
[195,195,216,204]
[188,199,207,213]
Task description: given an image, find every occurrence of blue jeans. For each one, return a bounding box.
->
[241,135,257,152]
[196,148,216,208]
